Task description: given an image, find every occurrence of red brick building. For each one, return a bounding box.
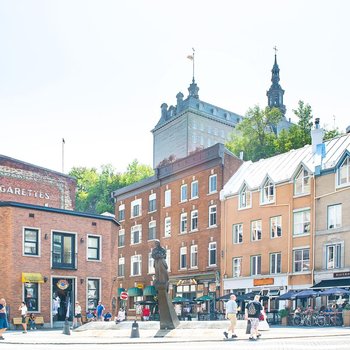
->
[0,155,119,327]
[112,144,242,317]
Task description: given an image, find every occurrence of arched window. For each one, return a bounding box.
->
[294,167,310,195]
[239,184,251,209]
[261,178,275,204]
[337,156,350,187]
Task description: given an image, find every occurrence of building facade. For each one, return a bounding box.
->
[112,144,242,316]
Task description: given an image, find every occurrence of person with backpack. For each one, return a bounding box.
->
[245,294,263,341]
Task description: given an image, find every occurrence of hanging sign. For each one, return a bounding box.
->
[57,279,69,290]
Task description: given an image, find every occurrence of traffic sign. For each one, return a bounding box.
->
[120,291,128,300]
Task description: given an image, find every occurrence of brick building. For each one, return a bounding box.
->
[112,144,242,316]
[0,155,119,327]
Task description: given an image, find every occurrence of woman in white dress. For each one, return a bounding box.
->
[258,308,270,331]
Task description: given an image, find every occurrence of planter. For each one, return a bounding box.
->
[343,310,350,327]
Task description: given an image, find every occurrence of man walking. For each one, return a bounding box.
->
[223,294,238,339]
[245,294,262,341]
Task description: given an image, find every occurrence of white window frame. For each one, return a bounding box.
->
[190,245,198,268]
[118,229,125,247]
[148,193,157,213]
[148,220,156,241]
[251,220,262,241]
[191,210,198,231]
[208,205,217,227]
[270,216,282,238]
[118,204,125,221]
[293,248,310,272]
[131,199,141,218]
[261,178,275,204]
[327,204,342,229]
[337,156,350,187]
[208,242,217,266]
[164,189,171,207]
[209,174,217,194]
[180,212,187,234]
[326,243,342,269]
[131,224,142,245]
[270,252,281,274]
[293,209,311,236]
[232,257,242,278]
[166,249,171,272]
[232,223,243,244]
[164,217,171,237]
[118,257,125,277]
[251,255,261,276]
[23,227,40,257]
[294,167,310,196]
[180,246,187,269]
[180,184,187,202]
[131,254,142,276]
[191,180,199,199]
[148,252,155,274]
[239,184,251,209]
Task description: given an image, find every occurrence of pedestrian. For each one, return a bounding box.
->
[73,301,82,328]
[0,298,8,340]
[223,294,239,339]
[245,294,263,341]
[96,301,105,321]
[28,313,37,330]
[19,301,28,333]
[142,306,150,321]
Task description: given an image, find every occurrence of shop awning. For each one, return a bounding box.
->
[127,287,143,297]
[21,273,44,283]
[117,288,125,296]
[143,285,157,296]
[311,278,350,289]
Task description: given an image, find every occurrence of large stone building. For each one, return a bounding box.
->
[112,144,242,316]
[0,155,119,327]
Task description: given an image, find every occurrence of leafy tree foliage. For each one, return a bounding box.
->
[69,160,154,214]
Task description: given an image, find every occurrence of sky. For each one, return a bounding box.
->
[0,0,349,174]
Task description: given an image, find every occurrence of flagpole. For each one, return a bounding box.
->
[192,48,195,81]
[62,138,65,173]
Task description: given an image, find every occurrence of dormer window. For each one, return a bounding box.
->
[337,156,350,187]
[261,178,275,204]
[294,167,310,195]
[239,184,251,209]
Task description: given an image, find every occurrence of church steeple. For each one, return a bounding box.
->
[267,47,286,117]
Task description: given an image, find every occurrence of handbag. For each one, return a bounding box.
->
[246,319,251,334]
[259,313,264,321]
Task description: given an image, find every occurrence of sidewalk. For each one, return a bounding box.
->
[2,321,350,344]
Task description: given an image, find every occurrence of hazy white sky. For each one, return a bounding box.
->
[1,0,349,174]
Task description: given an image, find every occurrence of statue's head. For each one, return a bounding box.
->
[154,239,161,247]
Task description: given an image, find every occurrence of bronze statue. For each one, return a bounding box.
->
[152,240,169,291]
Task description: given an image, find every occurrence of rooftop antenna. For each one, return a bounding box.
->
[187,48,195,82]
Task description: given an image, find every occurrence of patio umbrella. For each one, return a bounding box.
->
[278,290,298,300]
[195,295,213,302]
[172,296,190,303]
[319,288,350,296]
[294,290,319,299]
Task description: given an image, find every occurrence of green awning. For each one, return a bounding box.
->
[128,287,143,297]
[143,285,157,296]
[117,288,125,296]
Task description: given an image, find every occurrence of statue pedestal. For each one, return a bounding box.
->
[156,285,179,330]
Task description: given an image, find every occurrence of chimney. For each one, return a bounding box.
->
[311,118,324,153]
[239,151,244,160]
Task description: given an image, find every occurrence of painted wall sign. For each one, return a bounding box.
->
[0,185,50,199]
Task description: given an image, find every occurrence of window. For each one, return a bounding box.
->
[148,221,156,240]
[209,174,217,193]
[261,178,275,204]
[164,217,171,237]
[131,255,142,276]
[337,156,350,186]
[251,255,261,275]
[180,247,187,269]
[118,229,125,247]
[180,213,187,233]
[208,242,217,266]
[118,204,125,221]
[326,243,342,269]
[293,248,310,272]
[270,216,282,238]
[148,193,157,213]
[232,224,243,244]
[87,279,100,310]
[232,257,242,278]
[52,232,75,269]
[327,204,342,229]
[251,220,262,241]
[131,199,141,218]
[166,249,171,272]
[23,228,39,256]
[165,189,171,207]
[239,184,251,209]
[270,252,281,274]
[24,283,38,311]
[180,184,187,202]
[191,181,199,199]
[293,209,311,235]
[190,245,198,268]
[148,252,155,274]
[294,167,310,195]
[209,205,217,227]
[118,257,125,277]
[131,225,142,245]
[191,210,198,231]
[87,235,101,261]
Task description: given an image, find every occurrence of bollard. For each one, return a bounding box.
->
[130,320,140,338]
[62,318,71,335]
